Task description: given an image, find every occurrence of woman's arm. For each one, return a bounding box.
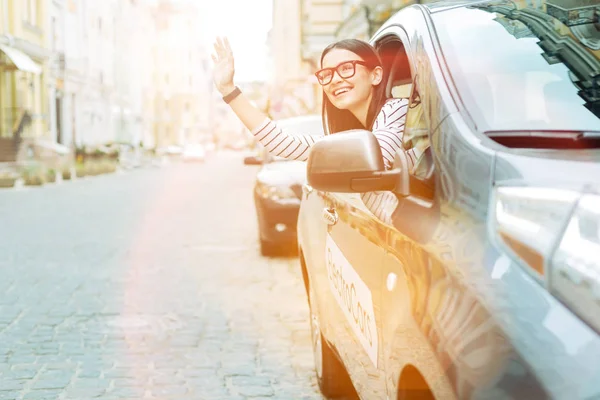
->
[372,98,419,170]
[360,98,421,223]
[251,119,321,161]
[212,37,270,132]
[212,37,320,161]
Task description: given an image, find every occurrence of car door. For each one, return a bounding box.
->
[323,191,388,398]
[312,28,426,398]
[311,25,423,398]
[377,8,550,400]
[368,16,452,398]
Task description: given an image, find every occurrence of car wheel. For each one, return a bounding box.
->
[308,283,353,398]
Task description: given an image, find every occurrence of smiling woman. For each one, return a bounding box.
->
[211,36,416,164]
[211,36,418,222]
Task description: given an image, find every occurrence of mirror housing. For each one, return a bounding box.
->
[243,155,262,165]
[307,129,410,194]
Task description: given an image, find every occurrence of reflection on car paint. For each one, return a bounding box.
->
[298,2,600,399]
[385,201,550,398]
[326,234,379,367]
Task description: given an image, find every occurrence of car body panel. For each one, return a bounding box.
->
[494,149,600,191]
[323,192,389,397]
[254,192,300,244]
[298,1,600,399]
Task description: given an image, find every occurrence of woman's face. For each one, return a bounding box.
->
[320,48,382,111]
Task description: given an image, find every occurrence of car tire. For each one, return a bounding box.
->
[308,282,353,398]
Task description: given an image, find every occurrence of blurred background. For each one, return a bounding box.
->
[0,0,439,162]
[0,0,552,167]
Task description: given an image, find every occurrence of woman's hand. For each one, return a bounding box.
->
[209,36,269,132]
[211,36,236,96]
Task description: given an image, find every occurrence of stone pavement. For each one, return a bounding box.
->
[0,152,324,399]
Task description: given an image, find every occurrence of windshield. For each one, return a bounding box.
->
[263,116,324,162]
[433,1,600,133]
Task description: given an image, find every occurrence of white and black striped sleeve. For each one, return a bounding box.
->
[372,98,414,170]
[359,98,421,223]
[251,118,322,161]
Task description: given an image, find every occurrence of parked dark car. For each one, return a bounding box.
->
[245,115,323,256]
[297,1,600,399]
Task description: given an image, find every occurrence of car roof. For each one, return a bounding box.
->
[381,0,497,25]
[422,0,495,13]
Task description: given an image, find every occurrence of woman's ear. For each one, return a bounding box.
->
[371,66,383,86]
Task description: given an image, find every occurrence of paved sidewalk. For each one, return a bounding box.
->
[0,153,323,399]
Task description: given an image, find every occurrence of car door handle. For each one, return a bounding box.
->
[323,207,338,225]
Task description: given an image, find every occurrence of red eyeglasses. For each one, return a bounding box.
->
[314,60,369,86]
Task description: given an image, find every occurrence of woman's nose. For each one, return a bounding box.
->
[330,70,344,85]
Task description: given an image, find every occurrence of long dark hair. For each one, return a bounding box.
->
[319,39,388,134]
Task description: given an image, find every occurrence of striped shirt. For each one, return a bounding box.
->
[251,98,418,223]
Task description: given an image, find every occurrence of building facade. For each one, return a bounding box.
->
[0,0,218,154]
[0,0,51,141]
[61,0,88,149]
[47,0,66,146]
[268,0,314,119]
[151,0,212,148]
[113,0,155,148]
[336,0,438,40]
[267,0,345,118]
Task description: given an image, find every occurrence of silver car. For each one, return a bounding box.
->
[297,1,600,399]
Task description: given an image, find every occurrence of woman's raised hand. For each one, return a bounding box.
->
[211,36,236,96]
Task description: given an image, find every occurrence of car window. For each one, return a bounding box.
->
[392,83,412,99]
[379,38,412,100]
[433,5,600,133]
[383,40,430,173]
[403,81,430,167]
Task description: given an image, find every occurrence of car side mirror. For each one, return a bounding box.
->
[243,156,262,165]
[307,129,410,194]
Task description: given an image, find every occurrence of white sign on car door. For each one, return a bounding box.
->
[326,234,378,367]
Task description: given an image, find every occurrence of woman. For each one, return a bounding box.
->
[212,37,416,222]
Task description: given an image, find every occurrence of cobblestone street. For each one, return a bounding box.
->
[0,152,324,400]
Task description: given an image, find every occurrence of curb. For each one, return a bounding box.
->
[0,161,162,191]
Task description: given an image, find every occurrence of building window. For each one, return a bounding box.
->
[26,0,38,26]
[51,17,57,50]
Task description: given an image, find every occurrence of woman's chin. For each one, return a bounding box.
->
[331,97,355,110]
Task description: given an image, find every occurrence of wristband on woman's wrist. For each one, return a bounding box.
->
[222,86,241,104]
